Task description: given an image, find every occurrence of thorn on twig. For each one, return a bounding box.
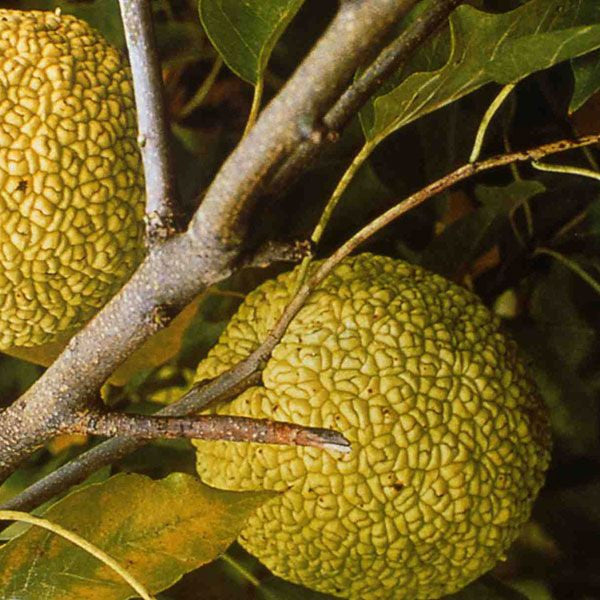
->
[294,425,352,454]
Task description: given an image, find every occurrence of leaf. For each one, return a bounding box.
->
[198,0,304,85]
[0,473,273,600]
[446,574,528,600]
[420,180,544,278]
[570,49,600,113]
[363,0,600,141]
[0,468,111,543]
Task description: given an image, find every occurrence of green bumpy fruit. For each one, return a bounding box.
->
[194,253,551,599]
[0,10,144,349]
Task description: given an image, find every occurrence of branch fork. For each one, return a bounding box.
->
[0,0,426,483]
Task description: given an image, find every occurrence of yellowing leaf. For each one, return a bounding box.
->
[0,473,273,599]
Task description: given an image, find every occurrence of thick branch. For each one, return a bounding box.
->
[4,132,598,513]
[269,0,466,193]
[190,0,422,248]
[0,0,419,482]
[0,234,221,482]
[329,0,464,131]
[119,0,178,242]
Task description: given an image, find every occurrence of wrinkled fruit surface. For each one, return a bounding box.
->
[0,10,144,349]
[194,254,551,599]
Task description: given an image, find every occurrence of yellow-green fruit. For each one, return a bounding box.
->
[0,10,144,349]
[194,254,551,599]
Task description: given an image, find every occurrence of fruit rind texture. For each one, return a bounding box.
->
[194,253,551,599]
[0,10,144,349]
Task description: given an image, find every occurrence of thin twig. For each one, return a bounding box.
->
[269,0,465,193]
[534,247,600,295]
[290,140,377,293]
[252,135,600,375]
[532,160,600,182]
[178,55,223,119]
[242,78,264,137]
[4,132,599,513]
[68,412,350,452]
[320,134,600,266]
[119,0,179,243]
[311,142,376,246]
[0,0,413,483]
[470,83,517,163]
[552,210,589,242]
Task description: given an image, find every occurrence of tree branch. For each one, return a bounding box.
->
[119,0,179,243]
[189,0,422,248]
[4,132,598,513]
[0,372,262,513]
[68,411,350,451]
[268,0,466,194]
[0,0,416,483]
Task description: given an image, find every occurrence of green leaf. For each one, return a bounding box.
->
[420,180,544,278]
[363,0,600,141]
[198,0,304,84]
[0,473,273,599]
[571,48,600,112]
[445,574,528,599]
